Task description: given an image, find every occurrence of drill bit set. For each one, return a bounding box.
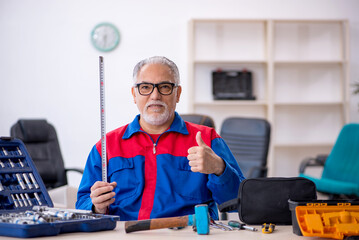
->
[0,137,119,238]
[0,138,49,212]
[0,206,99,224]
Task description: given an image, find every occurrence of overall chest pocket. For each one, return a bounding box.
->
[108,157,140,201]
[173,157,212,201]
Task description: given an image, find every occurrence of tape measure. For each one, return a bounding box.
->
[262,223,275,234]
[99,56,107,182]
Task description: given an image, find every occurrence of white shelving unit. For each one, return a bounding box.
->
[188,19,349,177]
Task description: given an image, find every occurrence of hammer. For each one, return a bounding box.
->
[125,204,210,235]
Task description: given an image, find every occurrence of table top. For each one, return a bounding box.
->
[0,221,334,240]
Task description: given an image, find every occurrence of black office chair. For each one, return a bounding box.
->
[220,117,270,178]
[10,119,83,190]
[180,114,216,129]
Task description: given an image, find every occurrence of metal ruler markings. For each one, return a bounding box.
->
[99,56,107,182]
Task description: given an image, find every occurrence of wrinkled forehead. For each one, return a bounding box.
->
[136,63,175,83]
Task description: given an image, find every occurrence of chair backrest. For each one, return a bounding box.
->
[180,114,216,129]
[322,123,359,185]
[10,119,67,189]
[220,117,270,178]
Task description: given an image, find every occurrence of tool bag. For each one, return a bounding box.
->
[218,177,317,225]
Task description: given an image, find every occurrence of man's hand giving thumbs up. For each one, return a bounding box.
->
[187,131,225,176]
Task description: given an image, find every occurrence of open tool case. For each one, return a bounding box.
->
[289,199,359,240]
[0,137,119,238]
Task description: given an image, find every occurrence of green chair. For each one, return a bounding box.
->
[299,123,359,198]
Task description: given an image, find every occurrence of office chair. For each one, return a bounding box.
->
[220,117,271,178]
[10,119,83,190]
[180,114,216,129]
[218,117,270,220]
[299,123,359,198]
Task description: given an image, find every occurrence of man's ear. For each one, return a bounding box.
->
[131,87,137,104]
[176,86,182,103]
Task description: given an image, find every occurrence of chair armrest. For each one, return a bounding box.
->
[65,168,84,174]
[299,154,328,174]
[247,166,268,178]
[218,198,238,213]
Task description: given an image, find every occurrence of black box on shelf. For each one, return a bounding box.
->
[212,69,256,100]
[0,137,119,238]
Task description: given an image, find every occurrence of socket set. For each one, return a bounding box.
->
[0,137,119,238]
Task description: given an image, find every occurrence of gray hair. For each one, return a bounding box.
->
[132,56,180,85]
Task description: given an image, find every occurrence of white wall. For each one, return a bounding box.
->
[1,0,359,187]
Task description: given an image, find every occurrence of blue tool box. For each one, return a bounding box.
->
[0,137,119,238]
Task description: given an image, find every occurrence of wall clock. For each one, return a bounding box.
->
[91,23,120,52]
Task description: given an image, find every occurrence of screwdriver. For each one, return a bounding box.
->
[228,220,258,231]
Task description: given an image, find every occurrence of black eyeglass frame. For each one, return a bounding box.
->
[134,82,179,96]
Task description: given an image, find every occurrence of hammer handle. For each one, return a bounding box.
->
[125,215,189,233]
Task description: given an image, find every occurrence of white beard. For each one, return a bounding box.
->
[142,100,172,126]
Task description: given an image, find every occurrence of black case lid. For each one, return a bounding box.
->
[0,137,53,213]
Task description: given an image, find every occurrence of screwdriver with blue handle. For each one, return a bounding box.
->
[228,220,258,231]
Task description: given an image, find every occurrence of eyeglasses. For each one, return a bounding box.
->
[134,82,178,96]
